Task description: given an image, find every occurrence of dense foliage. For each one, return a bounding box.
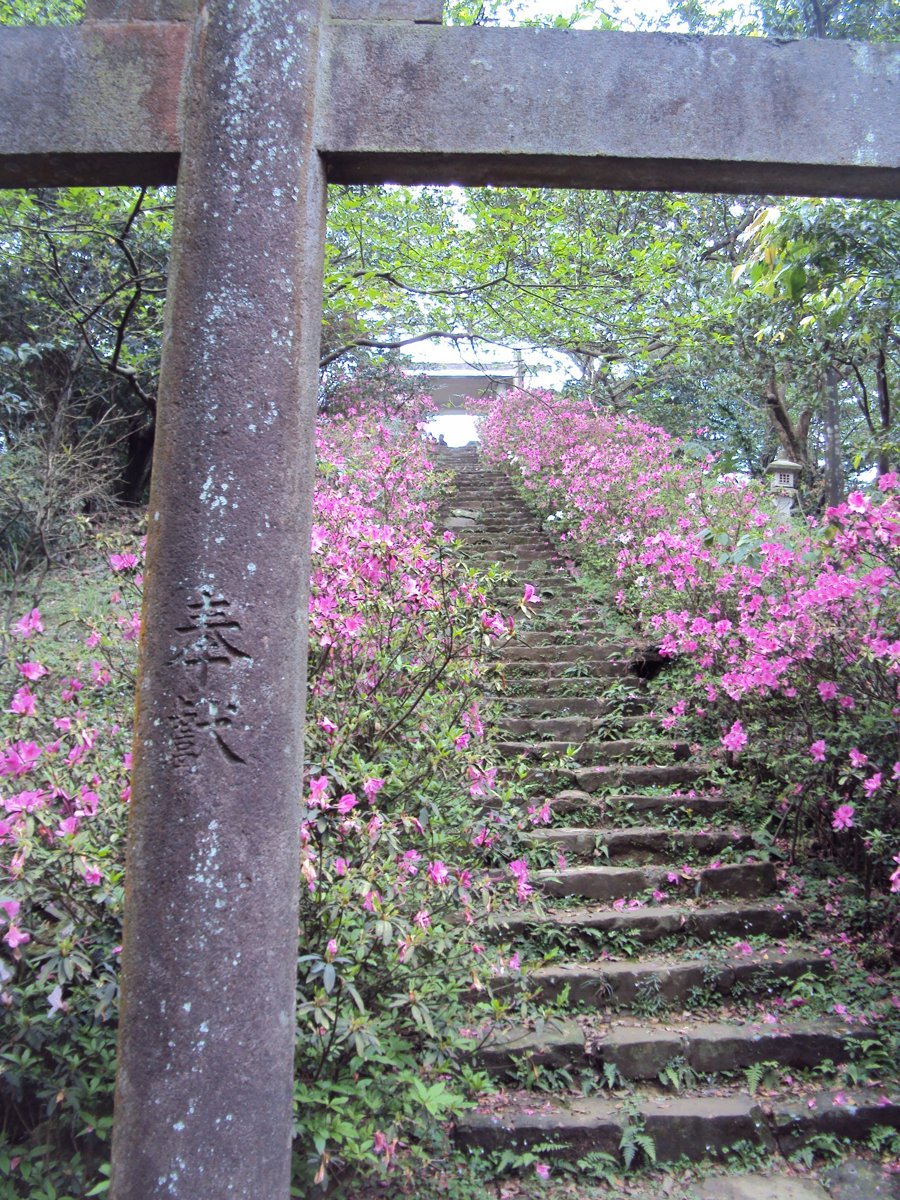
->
[479,390,900,916]
[0,402,532,1196]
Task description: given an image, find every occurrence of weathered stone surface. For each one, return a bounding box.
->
[445,516,477,528]
[0,23,190,186]
[490,900,801,946]
[85,0,195,18]
[824,1159,900,1200]
[457,1097,622,1157]
[576,762,707,791]
[11,20,894,195]
[598,1027,681,1078]
[684,1020,864,1075]
[699,861,778,899]
[535,864,650,900]
[330,0,443,21]
[772,1091,900,1153]
[319,25,900,198]
[529,950,827,1006]
[526,825,748,863]
[642,1094,776,1163]
[458,1094,773,1163]
[695,1175,830,1200]
[534,860,776,901]
[474,1020,586,1075]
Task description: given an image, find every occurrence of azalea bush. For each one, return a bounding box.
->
[0,398,533,1196]
[478,390,900,919]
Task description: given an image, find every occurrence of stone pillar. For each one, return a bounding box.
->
[110,0,326,1195]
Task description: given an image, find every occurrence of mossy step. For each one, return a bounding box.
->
[498,695,648,718]
[490,898,803,945]
[547,789,729,820]
[502,643,630,663]
[511,629,628,647]
[523,824,751,863]
[497,739,690,766]
[498,715,653,739]
[534,860,776,901]
[597,1018,870,1080]
[456,1087,900,1164]
[499,668,636,694]
[575,763,709,791]
[527,947,828,1007]
[473,1016,867,1081]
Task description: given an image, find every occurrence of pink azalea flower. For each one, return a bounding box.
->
[333,857,347,877]
[846,492,868,513]
[325,938,338,959]
[413,910,430,930]
[832,804,855,832]
[721,720,747,754]
[522,583,541,606]
[428,861,449,886]
[4,924,29,949]
[83,865,102,887]
[863,773,882,796]
[809,739,826,762]
[108,552,140,571]
[535,1163,550,1180]
[13,609,43,638]
[0,899,21,923]
[9,687,36,717]
[16,661,47,681]
[454,732,470,751]
[399,850,421,876]
[363,777,384,802]
[307,776,330,807]
[337,793,358,815]
[849,748,868,769]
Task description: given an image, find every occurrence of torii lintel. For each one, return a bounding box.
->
[1,3,898,197]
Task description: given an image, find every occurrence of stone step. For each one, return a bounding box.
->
[474,1016,867,1081]
[576,763,709,792]
[502,643,629,663]
[499,714,653,739]
[498,695,648,718]
[457,1087,900,1164]
[501,667,633,696]
[597,1018,870,1080]
[526,947,828,1007]
[497,739,689,766]
[490,898,804,946]
[547,789,731,821]
[524,824,751,863]
[533,860,776,901]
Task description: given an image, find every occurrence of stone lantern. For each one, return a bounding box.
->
[766,451,802,517]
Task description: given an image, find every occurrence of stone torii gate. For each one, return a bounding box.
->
[1,2,897,1196]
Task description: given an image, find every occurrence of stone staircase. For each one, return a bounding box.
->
[432,442,900,1173]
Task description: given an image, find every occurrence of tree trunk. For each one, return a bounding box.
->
[117,417,156,506]
[875,346,892,476]
[764,369,810,468]
[822,363,844,506]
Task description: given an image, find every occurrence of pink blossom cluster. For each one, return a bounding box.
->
[478,390,899,891]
